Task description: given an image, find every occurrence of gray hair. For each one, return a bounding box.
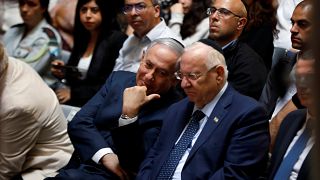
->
[206,48,229,79]
[145,38,185,69]
[151,0,160,5]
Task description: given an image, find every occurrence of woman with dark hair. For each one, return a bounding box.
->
[169,0,210,46]
[3,0,62,85]
[51,0,127,107]
[239,0,278,71]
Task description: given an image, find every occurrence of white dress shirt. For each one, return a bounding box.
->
[283,113,314,180]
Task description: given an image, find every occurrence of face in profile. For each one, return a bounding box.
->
[295,59,315,110]
[136,44,178,95]
[123,0,160,37]
[79,0,102,32]
[19,0,45,28]
[290,5,313,51]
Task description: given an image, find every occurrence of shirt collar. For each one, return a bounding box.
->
[193,82,228,118]
[133,18,167,41]
[222,39,237,50]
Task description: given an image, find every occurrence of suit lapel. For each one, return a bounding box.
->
[271,110,307,177]
[185,86,233,163]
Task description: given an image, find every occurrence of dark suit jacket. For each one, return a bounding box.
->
[66,30,127,107]
[223,40,267,100]
[67,71,183,173]
[259,51,297,119]
[239,23,274,71]
[137,85,270,180]
[268,109,313,180]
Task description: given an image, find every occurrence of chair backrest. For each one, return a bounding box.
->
[61,104,80,122]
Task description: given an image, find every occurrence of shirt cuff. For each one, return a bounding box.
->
[169,12,184,25]
[119,116,138,127]
[92,148,114,164]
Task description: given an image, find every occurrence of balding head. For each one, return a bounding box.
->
[209,0,248,46]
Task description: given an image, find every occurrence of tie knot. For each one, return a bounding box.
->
[192,110,205,122]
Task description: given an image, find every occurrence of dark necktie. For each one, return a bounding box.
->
[274,122,311,180]
[157,110,205,179]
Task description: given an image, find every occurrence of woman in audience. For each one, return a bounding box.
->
[51,0,127,107]
[239,0,278,71]
[169,0,210,46]
[3,0,62,86]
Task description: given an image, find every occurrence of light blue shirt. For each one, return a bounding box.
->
[112,19,183,73]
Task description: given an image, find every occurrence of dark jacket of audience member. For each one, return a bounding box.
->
[55,0,127,106]
[223,40,267,100]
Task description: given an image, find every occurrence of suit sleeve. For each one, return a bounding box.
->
[68,73,116,162]
[208,105,270,180]
[0,109,41,180]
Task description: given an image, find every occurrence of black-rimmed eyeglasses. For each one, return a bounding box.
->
[206,7,242,18]
[122,3,153,14]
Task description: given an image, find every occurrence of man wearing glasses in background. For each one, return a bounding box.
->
[207,0,267,100]
[137,39,269,179]
[112,0,182,73]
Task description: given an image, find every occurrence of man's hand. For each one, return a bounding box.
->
[122,86,160,117]
[100,153,128,180]
[51,60,65,78]
[170,3,184,14]
[55,87,71,103]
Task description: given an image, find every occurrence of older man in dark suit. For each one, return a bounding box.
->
[51,38,184,180]
[137,39,269,179]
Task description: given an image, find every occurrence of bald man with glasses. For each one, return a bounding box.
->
[207,0,267,100]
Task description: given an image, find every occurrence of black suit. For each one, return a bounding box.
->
[52,71,183,179]
[259,51,297,118]
[223,40,267,100]
[268,109,313,180]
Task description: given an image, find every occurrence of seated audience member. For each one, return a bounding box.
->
[259,0,313,150]
[112,0,182,73]
[51,0,127,107]
[272,0,302,67]
[0,43,73,180]
[3,0,62,86]
[168,0,210,46]
[50,38,184,179]
[137,39,269,179]
[49,0,77,51]
[268,54,315,180]
[207,0,267,100]
[239,0,277,71]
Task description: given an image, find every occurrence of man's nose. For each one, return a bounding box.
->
[180,76,190,88]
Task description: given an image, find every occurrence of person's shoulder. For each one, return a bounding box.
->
[41,24,62,42]
[227,86,263,108]
[10,23,25,29]
[108,71,136,81]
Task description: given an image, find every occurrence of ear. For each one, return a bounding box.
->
[237,17,247,31]
[215,66,225,83]
[154,4,161,18]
